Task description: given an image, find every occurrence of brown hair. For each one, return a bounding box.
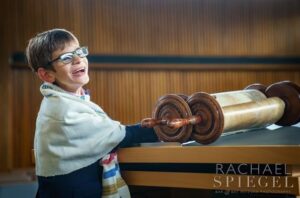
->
[26,28,77,72]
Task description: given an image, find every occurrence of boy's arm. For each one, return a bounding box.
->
[118,124,159,148]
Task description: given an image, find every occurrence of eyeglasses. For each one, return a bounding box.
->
[48,47,89,65]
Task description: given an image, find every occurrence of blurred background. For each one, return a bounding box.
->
[0,0,299,197]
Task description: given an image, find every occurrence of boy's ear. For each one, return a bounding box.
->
[37,67,55,83]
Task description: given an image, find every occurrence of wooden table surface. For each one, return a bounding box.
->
[118,125,300,196]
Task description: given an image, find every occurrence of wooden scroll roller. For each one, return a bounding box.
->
[141,81,300,144]
[265,81,300,126]
[141,94,194,143]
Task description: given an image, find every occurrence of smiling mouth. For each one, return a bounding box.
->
[72,68,86,75]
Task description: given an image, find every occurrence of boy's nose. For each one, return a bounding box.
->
[72,54,81,64]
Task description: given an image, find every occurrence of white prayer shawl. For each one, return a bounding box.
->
[34,82,126,177]
[102,153,131,198]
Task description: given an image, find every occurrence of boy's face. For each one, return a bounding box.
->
[50,39,89,94]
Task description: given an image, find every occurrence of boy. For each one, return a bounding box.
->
[26,28,158,198]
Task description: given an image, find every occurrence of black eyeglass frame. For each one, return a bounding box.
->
[47,46,89,66]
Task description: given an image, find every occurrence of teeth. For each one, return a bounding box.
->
[73,68,85,74]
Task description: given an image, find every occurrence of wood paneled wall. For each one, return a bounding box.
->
[1,0,16,171]
[1,0,300,170]
[9,0,300,55]
[10,68,300,168]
